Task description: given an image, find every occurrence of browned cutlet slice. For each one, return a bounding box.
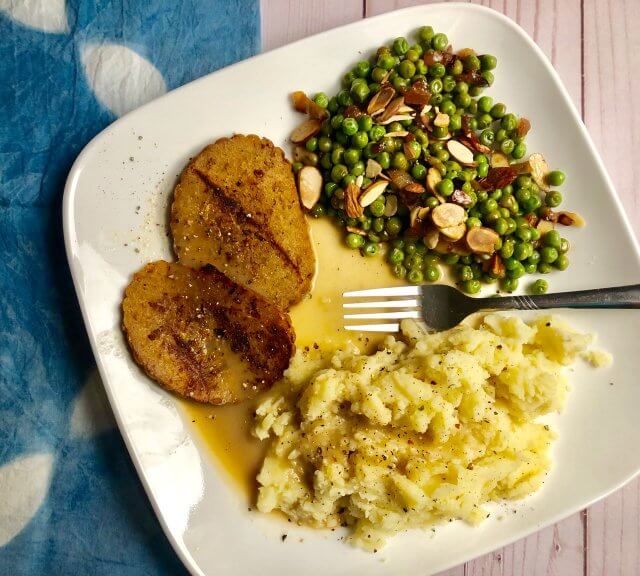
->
[170,134,316,310]
[122,260,295,404]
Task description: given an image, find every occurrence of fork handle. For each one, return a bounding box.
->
[479,283,640,311]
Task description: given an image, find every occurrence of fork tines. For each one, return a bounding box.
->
[343,285,423,332]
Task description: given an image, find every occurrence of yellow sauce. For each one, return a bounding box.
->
[181,219,402,502]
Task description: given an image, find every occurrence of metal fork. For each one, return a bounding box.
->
[343,283,640,332]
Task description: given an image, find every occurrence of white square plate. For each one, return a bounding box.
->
[63,3,640,575]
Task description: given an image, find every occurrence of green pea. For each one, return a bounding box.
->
[318,137,332,153]
[320,154,331,170]
[354,60,370,78]
[463,54,481,71]
[442,75,456,92]
[554,254,569,270]
[512,142,526,159]
[481,71,494,86]
[475,191,488,203]
[501,113,518,132]
[398,59,415,79]
[500,277,518,292]
[467,217,482,229]
[342,118,358,136]
[392,76,409,92]
[331,114,344,131]
[476,96,492,114]
[415,243,427,256]
[479,54,497,70]
[337,90,353,107]
[479,198,498,214]
[377,151,391,169]
[351,82,370,104]
[356,115,372,132]
[455,92,472,109]
[489,189,503,201]
[454,80,468,94]
[371,66,387,83]
[406,253,423,269]
[312,92,329,109]
[462,279,481,294]
[291,161,303,173]
[428,63,446,78]
[370,198,386,217]
[484,211,500,226]
[559,238,570,253]
[387,248,404,266]
[490,103,506,119]
[346,232,365,249]
[411,163,427,180]
[431,32,448,50]
[386,216,403,236]
[479,129,495,147]
[342,71,356,89]
[476,113,493,129]
[327,97,339,113]
[362,241,379,257]
[458,265,474,282]
[522,194,542,212]
[540,246,559,264]
[547,170,566,186]
[515,188,531,204]
[367,125,385,143]
[391,152,409,170]
[500,240,515,259]
[529,279,548,295]
[342,174,356,187]
[406,47,420,62]
[343,148,360,166]
[415,59,428,76]
[418,25,434,45]
[477,162,489,178]
[446,114,461,132]
[425,196,440,210]
[424,264,441,282]
[351,161,365,176]
[543,230,561,249]
[514,242,533,261]
[491,217,507,235]
[373,217,385,233]
[406,268,423,284]
[331,164,348,183]
[324,182,338,197]
[437,178,454,196]
[351,131,369,149]
[439,100,455,117]
[500,139,515,155]
[331,148,345,165]
[468,117,478,131]
[392,263,407,279]
[442,254,458,266]
[450,59,464,76]
[545,190,563,207]
[377,53,396,70]
[507,261,526,279]
[393,36,409,55]
[310,204,325,219]
[432,126,449,139]
[515,226,532,242]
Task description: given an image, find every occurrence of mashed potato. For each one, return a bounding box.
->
[254,314,607,550]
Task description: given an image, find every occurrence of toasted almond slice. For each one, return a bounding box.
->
[379,115,414,125]
[404,182,425,194]
[457,47,476,58]
[410,206,430,229]
[517,117,531,138]
[378,96,405,123]
[397,105,416,114]
[297,166,322,210]
[557,211,586,227]
[490,152,510,168]
[355,175,364,188]
[426,166,442,194]
[404,140,420,161]
[435,237,471,256]
[383,194,398,217]
[431,203,466,229]
[420,104,432,115]
[487,253,505,278]
[345,183,364,218]
[365,159,383,179]
[423,228,439,249]
[367,86,396,115]
[433,112,450,128]
[527,153,550,191]
[291,91,329,120]
[290,119,322,144]
[451,189,473,206]
[293,146,317,165]
[359,180,389,207]
[440,223,466,241]
[447,140,476,166]
[466,226,500,254]
[346,226,367,236]
[536,219,555,235]
[385,130,410,138]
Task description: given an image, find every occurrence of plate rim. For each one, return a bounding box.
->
[62,3,640,574]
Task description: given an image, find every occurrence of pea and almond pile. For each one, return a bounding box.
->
[291,26,584,295]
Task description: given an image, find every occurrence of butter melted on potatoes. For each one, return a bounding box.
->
[254,314,608,550]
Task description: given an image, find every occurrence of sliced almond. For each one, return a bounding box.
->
[404,182,425,194]
[346,226,367,236]
[385,130,410,138]
[435,238,471,256]
[397,105,416,114]
[451,189,473,206]
[420,104,433,115]
[423,228,440,249]
[297,166,322,210]
[367,86,395,116]
[355,174,364,188]
[536,219,555,235]
[365,159,383,179]
[345,183,364,218]
[487,253,505,278]
[378,96,405,123]
[359,180,389,207]
[557,211,586,227]
[447,140,476,166]
[293,146,317,165]
[291,91,329,120]
[404,140,420,162]
[466,226,500,254]
[517,117,531,138]
[527,153,550,191]
[379,115,414,125]
[383,194,398,217]
[431,203,467,229]
[290,119,322,144]
[410,206,431,229]
[433,112,450,128]
[490,152,510,168]
[440,223,466,241]
[426,167,442,194]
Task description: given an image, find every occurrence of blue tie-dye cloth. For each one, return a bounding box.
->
[0,2,259,574]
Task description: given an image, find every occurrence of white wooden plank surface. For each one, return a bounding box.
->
[260,1,640,574]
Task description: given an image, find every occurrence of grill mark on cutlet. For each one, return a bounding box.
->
[192,168,303,284]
